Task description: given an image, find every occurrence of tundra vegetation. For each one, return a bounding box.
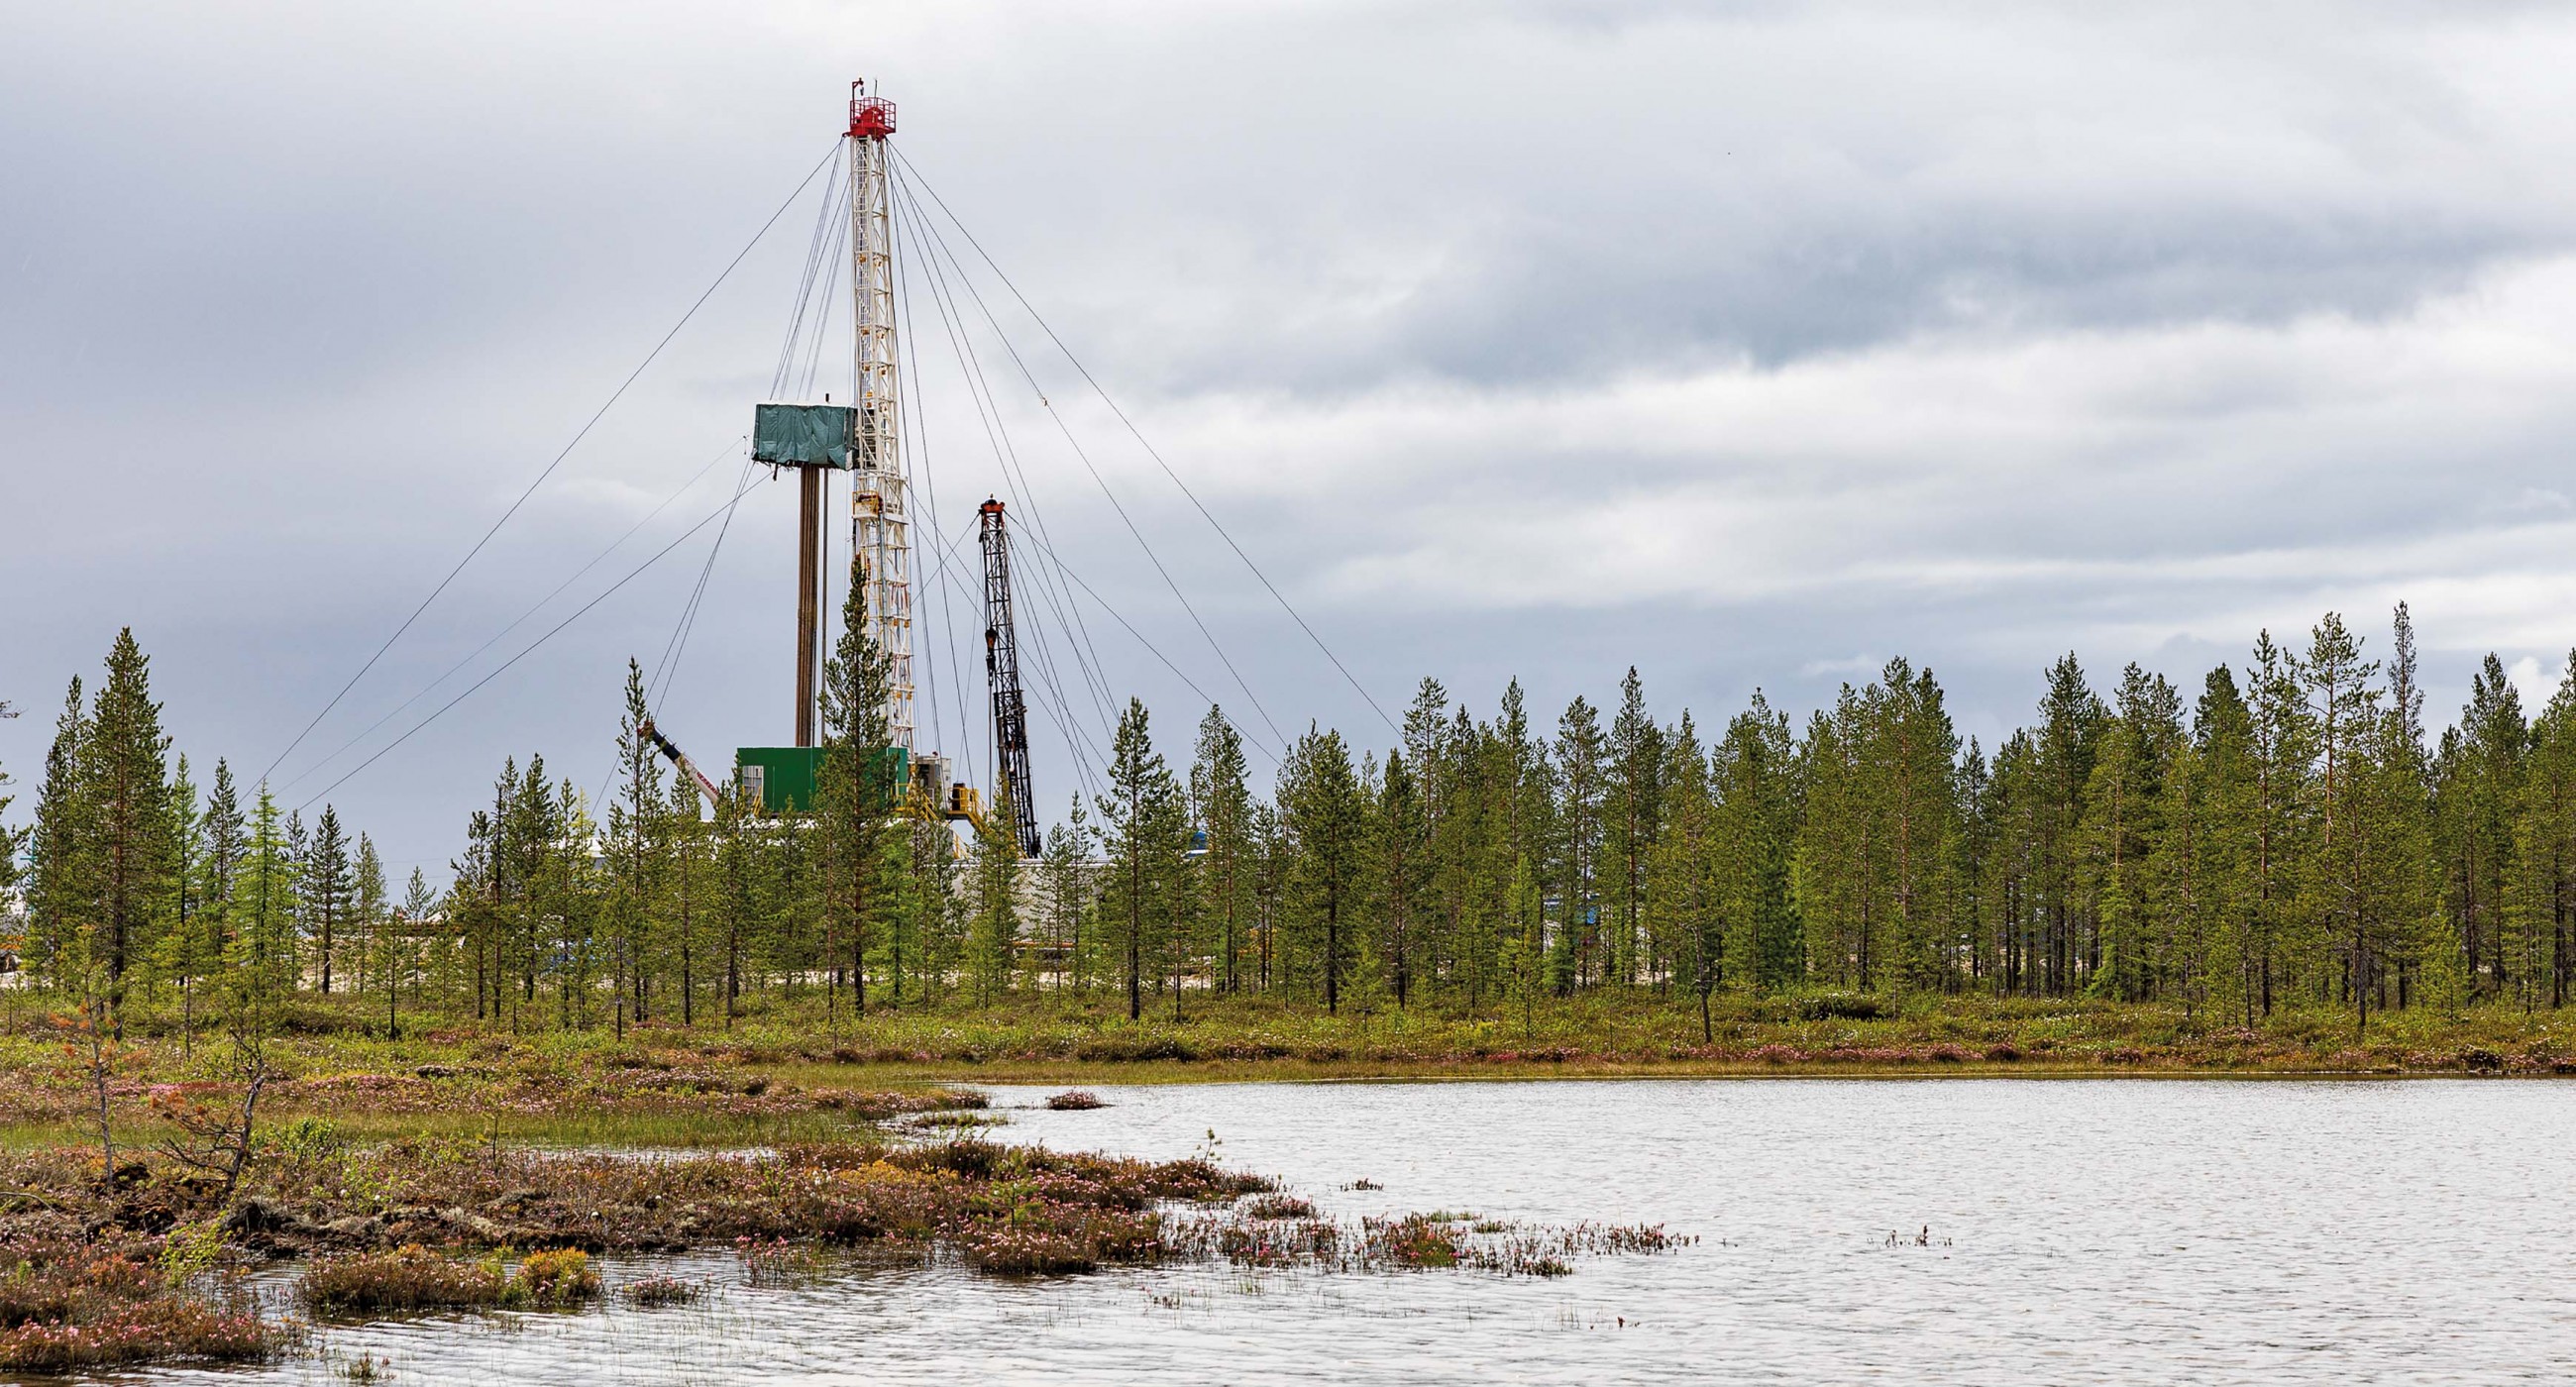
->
[4,602,2576,1366]
[15,604,2575,1066]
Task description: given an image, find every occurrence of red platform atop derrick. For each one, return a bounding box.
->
[850,82,896,140]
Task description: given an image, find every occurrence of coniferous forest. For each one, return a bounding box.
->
[11,591,2576,1060]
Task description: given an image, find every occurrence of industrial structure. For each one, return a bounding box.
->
[684,80,1016,850]
[981,497,1040,857]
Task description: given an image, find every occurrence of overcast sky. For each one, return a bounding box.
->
[7,1,2576,873]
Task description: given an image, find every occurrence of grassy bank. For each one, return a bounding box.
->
[3,991,2571,1143]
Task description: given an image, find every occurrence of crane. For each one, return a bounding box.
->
[981,497,1040,857]
[639,718,723,807]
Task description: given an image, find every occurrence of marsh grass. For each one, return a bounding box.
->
[299,1246,600,1314]
[618,1274,708,1308]
[0,1246,281,1372]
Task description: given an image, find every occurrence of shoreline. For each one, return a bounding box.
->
[799,1058,2561,1086]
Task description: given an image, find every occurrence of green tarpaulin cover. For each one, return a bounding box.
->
[752,402,856,468]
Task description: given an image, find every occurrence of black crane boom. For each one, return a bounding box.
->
[980,497,1041,857]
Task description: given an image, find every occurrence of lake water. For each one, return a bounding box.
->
[126,1079,2576,1385]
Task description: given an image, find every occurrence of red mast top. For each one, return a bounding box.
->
[849,79,897,140]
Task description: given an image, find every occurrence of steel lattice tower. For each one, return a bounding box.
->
[847,81,913,751]
[981,498,1040,857]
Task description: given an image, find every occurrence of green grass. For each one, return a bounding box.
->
[1,986,2568,1151]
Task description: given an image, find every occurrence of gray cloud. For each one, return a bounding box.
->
[6,1,2576,866]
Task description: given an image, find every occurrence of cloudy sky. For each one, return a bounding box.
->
[7,1,2576,872]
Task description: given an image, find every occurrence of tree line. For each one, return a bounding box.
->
[8,597,2575,1038]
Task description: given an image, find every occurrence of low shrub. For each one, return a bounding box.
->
[300,1246,508,1312]
[1044,1090,1108,1111]
[1242,1195,1317,1221]
[0,1297,271,1373]
[1362,1214,1461,1268]
[515,1248,600,1306]
[619,1275,706,1308]
[299,1246,599,1313]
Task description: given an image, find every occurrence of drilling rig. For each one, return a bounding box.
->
[725,81,993,846]
[981,497,1040,857]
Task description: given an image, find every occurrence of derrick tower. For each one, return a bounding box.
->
[847,80,913,753]
[981,497,1040,857]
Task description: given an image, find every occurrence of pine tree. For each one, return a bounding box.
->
[0,699,19,917]
[2160,667,2258,1024]
[2509,651,2576,1016]
[2085,665,2180,1001]
[712,788,756,1027]
[2440,653,2527,999]
[25,679,88,986]
[238,786,297,1000]
[2302,613,2381,1015]
[607,660,667,1034]
[815,554,895,1014]
[1374,748,1431,1007]
[1279,725,1366,1013]
[387,868,439,1040]
[1039,798,1095,995]
[1100,700,1174,1020]
[2372,604,2440,1018]
[352,834,386,1001]
[1552,696,1606,990]
[1716,693,1801,995]
[81,630,176,1026]
[2244,633,2311,1016]
[664,775,710,1027]
[304,805,353,996]
[161,756,203,1013]
[1646,713,1721,1037]
[1505,851,1544,1036]
[198,758,244,988]
[2032,656,2104,993]
[1605,668,1664,988]
[1796,690,1866,989]
[1192,707,1253,995]
[967,784,1023,1003]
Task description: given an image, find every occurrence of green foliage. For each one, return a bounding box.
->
[15,610,2576,1045]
